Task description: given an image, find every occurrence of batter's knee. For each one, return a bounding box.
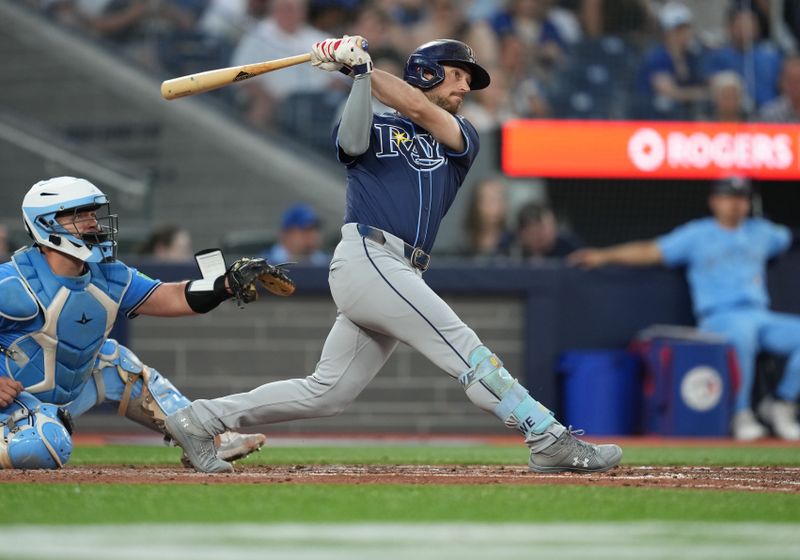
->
[303,376,353,417]
[1,401,73,470]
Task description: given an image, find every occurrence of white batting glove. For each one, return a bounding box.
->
[334,35,372,75]
[311,38,344,72]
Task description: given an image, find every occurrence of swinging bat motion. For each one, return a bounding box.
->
[160,53,312,100]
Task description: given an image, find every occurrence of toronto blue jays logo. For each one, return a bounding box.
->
[374,124,446,171]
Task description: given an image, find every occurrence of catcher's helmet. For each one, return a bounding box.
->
[22,176,118,262]
[404,39,491,91]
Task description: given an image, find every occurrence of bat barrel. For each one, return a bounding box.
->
[161,53,313,100]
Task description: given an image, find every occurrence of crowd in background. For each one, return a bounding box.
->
[14,0,800,262]
[27,0,800,133]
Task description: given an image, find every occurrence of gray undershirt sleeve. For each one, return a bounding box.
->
[337,74,373,157]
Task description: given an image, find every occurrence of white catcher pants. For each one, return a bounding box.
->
[193,223,505,433]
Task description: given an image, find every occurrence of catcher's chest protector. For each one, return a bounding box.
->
[4,247,130,404]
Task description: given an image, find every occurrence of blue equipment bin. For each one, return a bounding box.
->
[558,349,642,435]
[635,338,739,437]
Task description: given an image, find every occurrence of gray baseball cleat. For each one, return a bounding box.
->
[528,427,622,473]
[179,431,267,468]
[165,406,234,473]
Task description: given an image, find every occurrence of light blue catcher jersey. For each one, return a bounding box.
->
[334,112,480,254]
[0,247,161,404]
[657,217,791,317]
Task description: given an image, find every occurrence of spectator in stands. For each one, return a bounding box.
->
[580,0,651,46]
[46,0,205,70]
[707,70,750,121]
[308,0,360,36]
[197,0,269,47]
[633,1,708,119]
[568,177,800,442]
[758,55,800,122]
[494,31,551,119]
[230,0,332,128]
[0,224,9,262]
[704,5,782,110]
[137,224,193,262]
[461,177,514,258]
[488,0,569,80]
[381,0,426,27]
[406,0,499,69]
[262,203,329,265]
[511,201,583,260]
[344,3,406,67]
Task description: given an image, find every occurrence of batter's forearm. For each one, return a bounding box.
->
[370,68,465,152]
[338,74,373,156]
[370,69,428,118]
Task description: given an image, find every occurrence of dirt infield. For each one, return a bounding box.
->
[2,464,798,493]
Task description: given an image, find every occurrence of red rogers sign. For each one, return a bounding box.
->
[502,120,800,179]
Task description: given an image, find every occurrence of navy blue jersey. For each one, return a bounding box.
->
[333,111,480,254]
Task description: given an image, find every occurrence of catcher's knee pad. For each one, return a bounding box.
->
[1,396,73,470]
[459,345,555,437]
[95,340,190,433]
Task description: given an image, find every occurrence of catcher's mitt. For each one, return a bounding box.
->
[226,257,295,306]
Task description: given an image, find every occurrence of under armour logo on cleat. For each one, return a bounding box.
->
[572,457,589,468]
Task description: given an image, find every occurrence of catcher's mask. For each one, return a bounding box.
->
[22,176,119,263]
[404,39,491,91]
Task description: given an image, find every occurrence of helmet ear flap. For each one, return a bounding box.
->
[404,55,445,90]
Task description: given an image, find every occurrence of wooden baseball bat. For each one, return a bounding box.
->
[160,53,312,100]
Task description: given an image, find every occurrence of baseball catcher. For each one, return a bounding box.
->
[0,176,294,469]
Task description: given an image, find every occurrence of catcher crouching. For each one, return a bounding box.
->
[0,176,294,469]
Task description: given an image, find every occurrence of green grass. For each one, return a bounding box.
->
[3,443,799,527]
[3,483,800,524]
[67,443,800,467]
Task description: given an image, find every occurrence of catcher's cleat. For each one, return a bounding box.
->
[165,407,233,473]
[528,427,622,473]
[179,431,267,468]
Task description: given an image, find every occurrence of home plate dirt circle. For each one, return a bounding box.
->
[2,465,799,492]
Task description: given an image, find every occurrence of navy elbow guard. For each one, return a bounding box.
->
[185,275,230,313]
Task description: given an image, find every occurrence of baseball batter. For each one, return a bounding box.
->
[167,37,623,474]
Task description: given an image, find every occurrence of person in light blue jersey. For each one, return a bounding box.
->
[569,177,800,441]
[0,177,273,469]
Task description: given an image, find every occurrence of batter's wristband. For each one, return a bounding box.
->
[185,275,231,314]
[351,61,373,76]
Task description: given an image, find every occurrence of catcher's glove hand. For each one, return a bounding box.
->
[226,257,295,306]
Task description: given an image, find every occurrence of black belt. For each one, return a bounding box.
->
[356,224,431,272]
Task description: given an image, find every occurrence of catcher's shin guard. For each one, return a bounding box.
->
[459,345,557,438]
[94,340,190,433]
[0,394,73,469]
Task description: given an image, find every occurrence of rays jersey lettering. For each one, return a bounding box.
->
[335,112,480,253]
[374,124,446,171]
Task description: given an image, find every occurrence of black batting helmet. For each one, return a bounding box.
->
[404,39,491,91]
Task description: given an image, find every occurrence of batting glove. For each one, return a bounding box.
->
[334,35,372,76]
[311,38,344,72]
